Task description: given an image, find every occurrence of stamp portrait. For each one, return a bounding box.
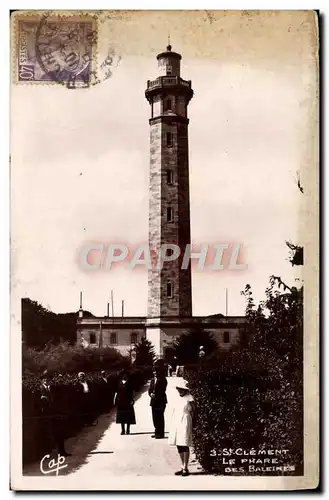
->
[14,12,97,87]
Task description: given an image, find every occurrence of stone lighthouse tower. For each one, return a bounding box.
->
[145,45,194,357]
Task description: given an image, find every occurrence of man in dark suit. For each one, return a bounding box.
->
[40,370,70,456]
[100,370,108,385]
[76,372,97,426]
[98,371,111,412]
[148,368,167,439]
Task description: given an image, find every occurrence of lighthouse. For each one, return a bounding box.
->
[145,44,194,356]
[76,45,245,357]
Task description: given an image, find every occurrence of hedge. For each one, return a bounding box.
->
[22,342,129,375]
[22,366,152,465]
[184,347,303,476]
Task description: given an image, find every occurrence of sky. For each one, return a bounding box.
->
[11,10,317,317]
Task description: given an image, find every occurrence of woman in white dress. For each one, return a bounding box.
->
[168,379,194,476]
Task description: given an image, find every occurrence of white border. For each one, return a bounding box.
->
[3,2,324,497]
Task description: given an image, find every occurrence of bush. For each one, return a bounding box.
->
[173,327,218,365]
[22,342,129,375]
[22,366,152,465]
[185,347,303,476]
[133,337,156,367]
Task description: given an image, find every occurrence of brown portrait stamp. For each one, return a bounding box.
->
[13,11,97,88]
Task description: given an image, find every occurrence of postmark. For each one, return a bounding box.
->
[35,16,95,87]
[13,12,120,88]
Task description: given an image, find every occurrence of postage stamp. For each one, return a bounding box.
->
[13,12,97,87]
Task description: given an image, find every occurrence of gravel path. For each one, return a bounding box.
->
[70,376,201,477]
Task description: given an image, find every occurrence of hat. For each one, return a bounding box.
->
[176,379,190,391]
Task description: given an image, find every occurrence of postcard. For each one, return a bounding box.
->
[10,9,319,490]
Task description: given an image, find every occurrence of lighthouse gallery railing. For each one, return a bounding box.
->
[147,76,192,90]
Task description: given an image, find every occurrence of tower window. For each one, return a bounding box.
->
[166,132,173,147]
[223,331,230,344]
[131,332,138,345]
[166,169,173,184]
[167,206,173,222]
[167,66,172,75]
[89,332,96,344]
[110,332,117,345]
[164,99,172,111]
[167,282,173,298]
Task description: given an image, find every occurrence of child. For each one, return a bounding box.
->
[168,379,194,476]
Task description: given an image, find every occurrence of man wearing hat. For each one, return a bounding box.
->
[77,372,96,426]
[100,370,107,385]
[148,368,167,439]
[40,370,70,457]
[95,371,110,413]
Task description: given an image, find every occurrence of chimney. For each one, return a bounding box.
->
[79,291,83,318]
[98,321,103,348]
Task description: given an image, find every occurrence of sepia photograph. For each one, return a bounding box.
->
[10,9,319,490]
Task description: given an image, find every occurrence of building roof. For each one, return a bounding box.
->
[77,315,246,328]
[156,44,182,61]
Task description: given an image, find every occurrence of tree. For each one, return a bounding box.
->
[133,337,156,367]
[285,172,304,266]
[241,277,303,368]
[22,298,80,348]
[286,240,303,266]
[239,275,303,470]
[22,298,52,347]
[173,327,217,365]
[240,284,266,348]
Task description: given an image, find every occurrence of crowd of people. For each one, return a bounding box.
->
[40,364,195,476]
[39,369,115,457]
